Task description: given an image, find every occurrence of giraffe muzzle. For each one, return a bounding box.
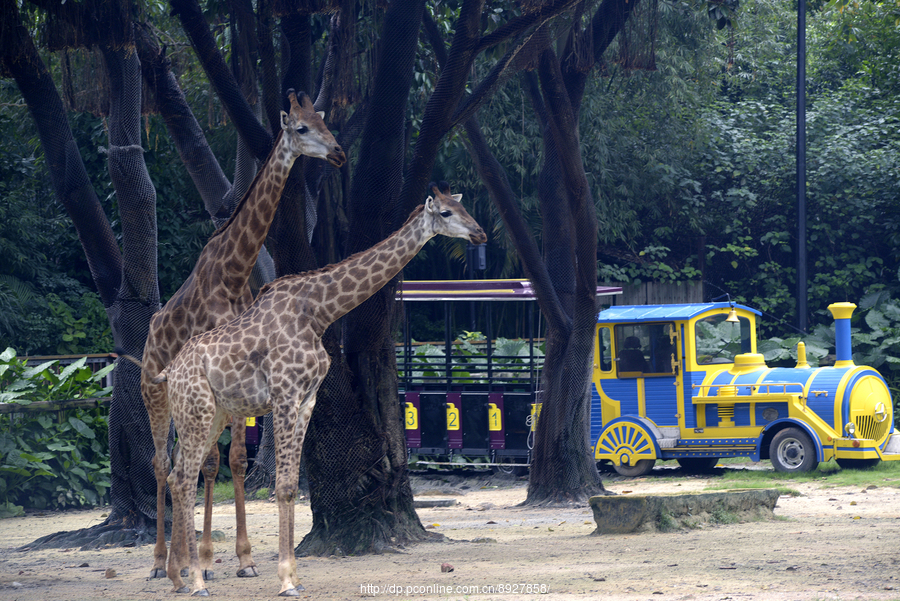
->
[470,228,487,245]
[326,148,347,168]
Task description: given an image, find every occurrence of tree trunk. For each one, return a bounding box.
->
[295,0,429,556]
[1,0,168,543]
[523,0,641,501]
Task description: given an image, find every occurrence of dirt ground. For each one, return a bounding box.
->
[2,466,900,601]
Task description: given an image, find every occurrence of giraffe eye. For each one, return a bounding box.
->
[440,210,452,218]
[297,126,308,135]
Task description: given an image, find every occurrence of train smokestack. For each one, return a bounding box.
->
[827,302,856,367]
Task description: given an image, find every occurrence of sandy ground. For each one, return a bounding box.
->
[2,466,900,601]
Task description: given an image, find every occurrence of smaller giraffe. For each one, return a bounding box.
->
[154,184,485,596]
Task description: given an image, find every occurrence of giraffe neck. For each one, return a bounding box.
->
[311,208,433,327]
[205,130,295,290]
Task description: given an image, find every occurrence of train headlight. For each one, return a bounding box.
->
[844,422,856,437]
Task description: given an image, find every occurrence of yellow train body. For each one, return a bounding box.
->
[591,302,900,475]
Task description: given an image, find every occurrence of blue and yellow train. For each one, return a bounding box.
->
[398,280,900,475]
[592,301,900,475]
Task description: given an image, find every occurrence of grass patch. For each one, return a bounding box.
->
[704,480,802,497]
[656,508,677,532]
[710,507,739,525]
[194,481,237,505]
[700,458,900,491]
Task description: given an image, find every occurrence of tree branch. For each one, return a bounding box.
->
[170,0,273,160]
[0,0,122,306]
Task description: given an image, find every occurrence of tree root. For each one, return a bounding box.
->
[294,522,440,558]
[519,484,607,508]
[18,511,160,551]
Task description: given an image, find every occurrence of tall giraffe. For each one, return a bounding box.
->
[141,90,345,583]
[153,185,485,596]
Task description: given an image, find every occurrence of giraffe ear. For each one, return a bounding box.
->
[425,197,435,213]
[451,194,463,202]
[280,111,290,129]
[317,111,325,120]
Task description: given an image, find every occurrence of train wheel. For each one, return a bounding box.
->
[614,458,655,477]
[492,457,528,477]
[770,428,817,472]
[677,457,720,474]
[596,421,658,477]
[835,457,881,470]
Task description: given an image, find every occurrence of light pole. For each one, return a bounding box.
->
[797,0,808,333]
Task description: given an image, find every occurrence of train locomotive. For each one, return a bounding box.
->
[398,280,900,475]
[592,301,900,475]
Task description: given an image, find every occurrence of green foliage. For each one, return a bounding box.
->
[0,348,113,404]
[0,348,113,513]
[399,331,544,384]
[756,289,900,424]
[599,246,702,284]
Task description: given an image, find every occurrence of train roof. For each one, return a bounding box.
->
[596,302,761,323]
[398,279,622,302]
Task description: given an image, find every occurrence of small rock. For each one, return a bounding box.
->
[11,582,22,588]
[215,559,222,563]
[441,563,454,573]
[104,568,117,579]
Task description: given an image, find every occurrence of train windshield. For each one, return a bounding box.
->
[613,322,677,377]
[694,314,752,365]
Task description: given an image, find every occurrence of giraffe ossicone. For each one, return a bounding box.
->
[157,184,485,596]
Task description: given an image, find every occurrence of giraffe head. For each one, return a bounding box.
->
[425,181,487,244]
[282,90,346,167]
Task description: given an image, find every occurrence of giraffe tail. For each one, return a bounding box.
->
[115,352,144,369]
[151,369,168,384]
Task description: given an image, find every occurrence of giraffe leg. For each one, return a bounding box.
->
[170,379,223,596]
[273,389,319,597]
[272,405,302,596]
[198,443,219,581]
[166,464,191,594]
[229,417,259,578]
[142,372,173,580]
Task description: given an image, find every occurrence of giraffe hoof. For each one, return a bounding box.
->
[202,569,214,580]
[191,588,210,597]
[149,568,167,579]
[236,566,259,578]
[279,587,301,597]
[175,586,191,594]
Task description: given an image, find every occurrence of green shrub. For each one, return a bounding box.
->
[0,348,113,515]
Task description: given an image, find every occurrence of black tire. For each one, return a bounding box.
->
[677,457,720,474]
[770,428,817,472]
[613,458,655,477]
[835,457,881,470]
[492,457,528,477]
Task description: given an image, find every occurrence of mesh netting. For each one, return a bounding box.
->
[103,45,167,527]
